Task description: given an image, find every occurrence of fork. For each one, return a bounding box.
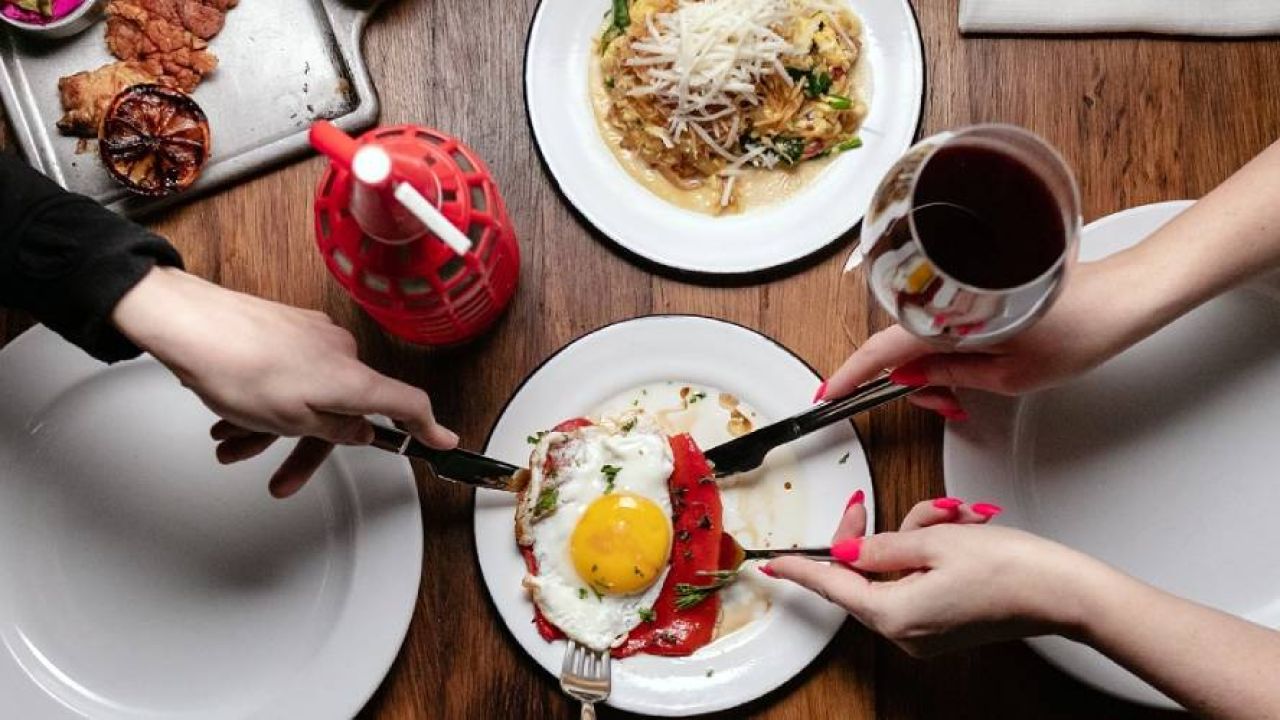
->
[560,640,611,719]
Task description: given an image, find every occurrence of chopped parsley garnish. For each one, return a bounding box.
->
[638,607,656,623]
[838,136,864,152]
[838,452,851,465]
[578,588,588,600]
[774,136,807,165]
[533,486,558,519]
[601,464,622,493]
[527,431,548,445]
[706,669,714,678]
[688,391,707,404]
[604,76,615,90]
[674,571,738,610]
[621,417,638,432]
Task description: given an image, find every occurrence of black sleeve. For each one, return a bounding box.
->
[0,153,184,363]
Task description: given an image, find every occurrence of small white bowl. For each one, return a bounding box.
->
[0,0,103,40]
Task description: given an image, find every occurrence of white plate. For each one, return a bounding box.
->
[474,316,871,716]
[524,0,925,275]
[0,326,422,719]
[945,201,1280,710]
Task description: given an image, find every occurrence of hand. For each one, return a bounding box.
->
[764,498,1108,657]
[111,267,458,498]
[821,258,1157,416]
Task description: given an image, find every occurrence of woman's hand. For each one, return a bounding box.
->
[820,259,1155,417]
[111,267,458,498]
[764,498,1112,657]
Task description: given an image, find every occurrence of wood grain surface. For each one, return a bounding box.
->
[3,0,1279,717]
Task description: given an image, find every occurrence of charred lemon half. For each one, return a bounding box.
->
[99,84,211,197]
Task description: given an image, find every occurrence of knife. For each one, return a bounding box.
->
[703,375,918,477]
[369,424,530,493]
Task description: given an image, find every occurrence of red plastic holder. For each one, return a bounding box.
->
[312,123,520,346]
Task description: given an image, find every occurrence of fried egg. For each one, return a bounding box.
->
[517,412,674,651]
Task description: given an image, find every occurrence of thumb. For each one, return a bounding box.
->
[824,326,933,400]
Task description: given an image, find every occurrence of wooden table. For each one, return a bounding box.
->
[3,0,1279,717]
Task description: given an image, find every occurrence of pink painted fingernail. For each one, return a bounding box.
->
[831,538,862,564]
[972,502,1003,518]
[759,565,777,578]
[938,407,970,422]
[932,497,963,510]
[845,489,865,510]
[813,381,828,404]
[889,365,929,387]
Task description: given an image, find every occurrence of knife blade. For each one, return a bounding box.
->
[369,424,530,493]
[703,376,918,477]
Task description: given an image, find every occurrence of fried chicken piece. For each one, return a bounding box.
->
[105,2,209,60]
[57,62,159,137]
[54,0,237,137]
[136,47,218,92]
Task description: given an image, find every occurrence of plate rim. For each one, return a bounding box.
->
[473,313,875,715]
[944,200,1198,711]
[522,0,928,278]
[0,324,423,720]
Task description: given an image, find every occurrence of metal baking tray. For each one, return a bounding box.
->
[0,0,382,217]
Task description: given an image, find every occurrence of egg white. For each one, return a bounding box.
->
[519,413,674,652]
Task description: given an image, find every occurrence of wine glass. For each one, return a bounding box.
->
[849,124,1082,348]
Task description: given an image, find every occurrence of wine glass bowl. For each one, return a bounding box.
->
[852,124,1082,348]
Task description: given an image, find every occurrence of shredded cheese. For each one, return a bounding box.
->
[622,0,853,206]
[624,0,801,158]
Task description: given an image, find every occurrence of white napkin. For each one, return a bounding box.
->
[960,0,1280,36]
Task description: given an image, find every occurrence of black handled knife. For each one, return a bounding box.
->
[703,376,918,477]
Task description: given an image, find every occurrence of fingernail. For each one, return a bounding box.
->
[938,408,969,422]
[758,565,777,578]
[831,538,862,564]
[972,502,1003,518]
[932,497,963,510]
[845,489,865,510]
[812,380,828,404]
[889,366,929,387]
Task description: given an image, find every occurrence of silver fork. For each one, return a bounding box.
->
[560,640,611,719]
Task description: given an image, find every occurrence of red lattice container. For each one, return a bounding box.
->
[311,122,520,346]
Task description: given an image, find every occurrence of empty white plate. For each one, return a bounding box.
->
[945,201,1280,709]
[474,316,870,715]
[0,326,422,719]
[524,0,925,275]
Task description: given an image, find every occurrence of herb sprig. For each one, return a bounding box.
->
[674,570,739,610]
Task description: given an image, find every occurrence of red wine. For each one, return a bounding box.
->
[912,144,1066,290]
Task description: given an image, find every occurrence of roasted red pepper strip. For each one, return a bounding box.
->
[613,433,723,658]
[552,418,593,433]
[523,418,591,641]
[543,418,595,476]
[521,546,565,642]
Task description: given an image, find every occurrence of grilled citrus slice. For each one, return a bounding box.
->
[99,84,211,197]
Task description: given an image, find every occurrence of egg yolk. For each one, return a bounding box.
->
[571,493,671,596]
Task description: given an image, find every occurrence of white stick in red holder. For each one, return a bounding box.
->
[310,120,472,256]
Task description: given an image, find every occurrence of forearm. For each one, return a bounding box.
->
[1110,138,1280,344]
[1078,569,1280,719]
[0,153,183,361]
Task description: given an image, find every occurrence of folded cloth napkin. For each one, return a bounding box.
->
[960,0,1280,36]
